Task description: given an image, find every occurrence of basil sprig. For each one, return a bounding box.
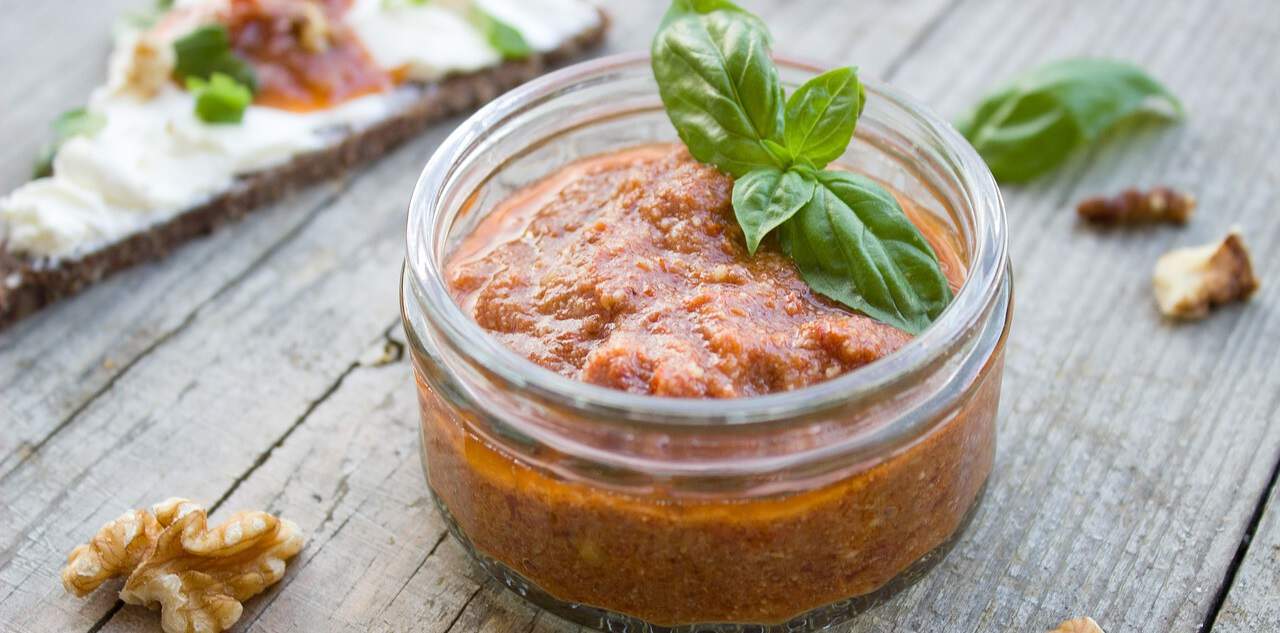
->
[651,0,952,334]
[957,58,1182,183]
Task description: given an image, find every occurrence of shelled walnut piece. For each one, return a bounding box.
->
[1050,617,1106,633]
[62,498,305,633]
[1153,230,1259,319]
[120,35,176,99]
[295,1,333,53]
[1077,187,1196,225]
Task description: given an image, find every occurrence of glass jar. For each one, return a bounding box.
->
[401,53,1010,632]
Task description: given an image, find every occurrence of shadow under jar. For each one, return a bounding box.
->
[401,53,1011,632]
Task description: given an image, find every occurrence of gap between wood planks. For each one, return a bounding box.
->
[871,1,1280,629]
[0,178,361,481]
[86,319,406,633]
[1203,447,1280,630]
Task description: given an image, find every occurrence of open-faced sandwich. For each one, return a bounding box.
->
[0,0,607,328]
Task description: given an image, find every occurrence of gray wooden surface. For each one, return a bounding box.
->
[1,1,1277,632]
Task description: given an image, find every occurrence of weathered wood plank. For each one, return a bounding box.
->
[92,331,473,633]
[0,135,424,631]
[838,1,1280,632]
[1214,476,1280,632]
[0,183,348,473]
[2,1,1278,633]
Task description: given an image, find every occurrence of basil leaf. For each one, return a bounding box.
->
[187,73,253,124]
[732,167,815,254]
[33,108,107,178]
[780,170,952,334]
[783,66,865,168]
[173,25,259,93]
[957,58,1182,183]
[471,7,532,59]
[651,0,785,177]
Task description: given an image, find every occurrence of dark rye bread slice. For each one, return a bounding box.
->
[0,12,608,330]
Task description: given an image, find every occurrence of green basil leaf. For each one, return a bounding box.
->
[33,108,107,178]
[187,73,253,124]
[780,170,952,334]
[957,58,1182,183]
[471,7,532,59]
[651,0,785,177]
[783,66,865,168]
[732,167,816,254]
[173,25,259,93]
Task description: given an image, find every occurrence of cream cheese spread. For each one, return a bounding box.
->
[0,0,599,261]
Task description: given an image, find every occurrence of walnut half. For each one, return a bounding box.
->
[63,499,305,633]
[1051,617,1106,633]
[1153,230,1259,319]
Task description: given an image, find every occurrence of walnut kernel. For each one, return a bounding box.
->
[119,35,176,99]
[1153,230,1259,319]
[295,1,332,54]
[63,498,305,633]
[1050,617,1106,633]
[62,508,164,597]
[1077,187,1196,225]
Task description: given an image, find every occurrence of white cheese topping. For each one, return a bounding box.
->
[3,85,403,259]
[477,0,601,52]
[1,0,600,261]
[347,0,500,81]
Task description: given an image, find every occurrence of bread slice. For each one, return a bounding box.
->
[0,12,607,330]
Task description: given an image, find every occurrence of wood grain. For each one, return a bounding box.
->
[845,1,1280,631]
[0,1,1277,632]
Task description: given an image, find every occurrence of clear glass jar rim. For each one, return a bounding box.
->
[404,51,1008,425]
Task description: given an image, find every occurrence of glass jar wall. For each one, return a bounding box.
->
[402,53,1010,632]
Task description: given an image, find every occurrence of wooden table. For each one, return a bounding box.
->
[2,1,1278,631]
